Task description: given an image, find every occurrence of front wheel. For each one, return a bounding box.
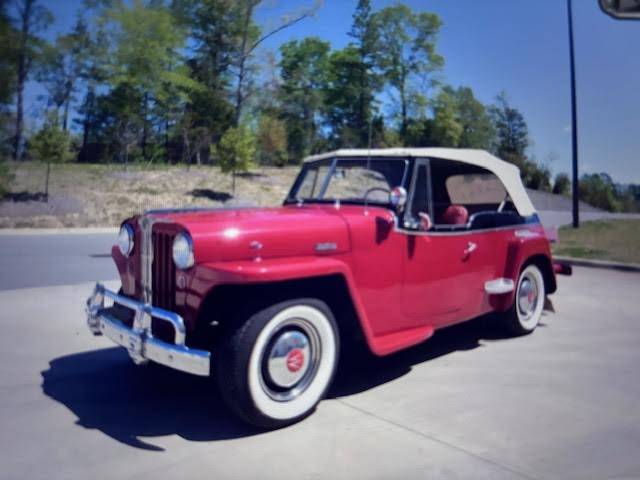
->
[501,264,546,335]
[215,299,339,429]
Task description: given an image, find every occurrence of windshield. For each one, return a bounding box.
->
[287,157,408,205]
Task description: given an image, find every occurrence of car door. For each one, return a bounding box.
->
[400,159,487,328]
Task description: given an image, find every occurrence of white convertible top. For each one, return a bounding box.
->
[303,148,536,217]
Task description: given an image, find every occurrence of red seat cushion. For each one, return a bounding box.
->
[442,205,469,225]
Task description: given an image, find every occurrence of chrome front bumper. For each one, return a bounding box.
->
[86,283,210,376]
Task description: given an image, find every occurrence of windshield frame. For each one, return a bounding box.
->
[284,156,411,207]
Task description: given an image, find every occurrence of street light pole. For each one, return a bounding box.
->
[567,0,580,228]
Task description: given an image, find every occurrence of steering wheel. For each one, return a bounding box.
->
[363,187,391,204]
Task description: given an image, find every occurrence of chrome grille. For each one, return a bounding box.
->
[152,230,176,310]
[138,215,175,309]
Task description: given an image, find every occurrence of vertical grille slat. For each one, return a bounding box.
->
[151,229,176,310]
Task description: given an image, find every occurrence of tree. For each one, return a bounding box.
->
[431,89,462,147]
[256,115,287,166]
[38,17,91,131]
[171,0,243,163]
[523,158,552,191]
[216,124,255,194]
[347,0,380,146]
[0,1,17,158]
[102,0,200,162]
[488,92,528,159]
[279,37,330,160]
[373,4,443,141]
[447,86,494,149]
[553,172,571,195]
[27,112,73,200]
[579,173,621,212]
[230,0,318,126]
[11,0,53,160]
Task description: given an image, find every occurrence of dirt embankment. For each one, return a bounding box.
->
[0,163,299,228]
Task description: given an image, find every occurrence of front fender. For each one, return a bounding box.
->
[179,255,385,355]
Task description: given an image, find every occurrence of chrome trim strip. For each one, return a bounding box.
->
[86,283,210,376]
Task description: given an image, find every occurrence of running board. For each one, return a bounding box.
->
[485,278,515,294]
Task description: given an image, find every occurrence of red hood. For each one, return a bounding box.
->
[146,205,351,263]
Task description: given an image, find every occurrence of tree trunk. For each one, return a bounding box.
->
[80,88,93,162]
[44,161,50,202]
[164,116,169,163]
[234,3,255,126]
[62,97,70,131]
[13,1,32,161]
[142,92,149,161]
[232,168,236,195]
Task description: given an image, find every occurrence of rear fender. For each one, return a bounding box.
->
[491,234,556,311]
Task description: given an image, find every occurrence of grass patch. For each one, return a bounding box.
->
[554,219,640,264]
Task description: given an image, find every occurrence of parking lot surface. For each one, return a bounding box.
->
[0,267,639,480]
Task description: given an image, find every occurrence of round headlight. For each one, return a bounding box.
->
[117,223,135,257]
[172,232,194,269]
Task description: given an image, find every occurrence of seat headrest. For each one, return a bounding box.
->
[442,205,469,225]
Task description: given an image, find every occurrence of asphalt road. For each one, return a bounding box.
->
[0,232,117,290]
[0,238,639,479]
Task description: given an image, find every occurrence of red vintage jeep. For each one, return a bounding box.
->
[87,148,566,428]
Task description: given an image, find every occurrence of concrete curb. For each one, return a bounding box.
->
[554,255,640,273]
[0,227,118,235]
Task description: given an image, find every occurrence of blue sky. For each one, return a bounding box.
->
[26,0,640,182]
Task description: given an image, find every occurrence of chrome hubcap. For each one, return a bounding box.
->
[266,330,311,388]
[261,319,321,402]
[518,275,539,319]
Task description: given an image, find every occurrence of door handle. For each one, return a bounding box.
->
[463,241,477,259]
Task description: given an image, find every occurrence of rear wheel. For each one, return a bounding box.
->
[215,298,339,429]
[501,264,545,335]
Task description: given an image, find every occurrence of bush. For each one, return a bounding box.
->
[579,173,620,212]
[215,124,256,193]
[257,116,288,166]
[0,159,12,197]
[27,113,74,199]
[553,172,570,195]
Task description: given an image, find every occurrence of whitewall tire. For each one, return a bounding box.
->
[216,299,339,429]
[502,264,545,335]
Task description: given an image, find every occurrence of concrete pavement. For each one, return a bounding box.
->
[0,268,639,479]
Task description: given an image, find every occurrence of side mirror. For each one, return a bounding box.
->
[390,186,407,212]
[418,212,432,231]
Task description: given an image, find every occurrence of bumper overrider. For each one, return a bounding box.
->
[86,283,210,376]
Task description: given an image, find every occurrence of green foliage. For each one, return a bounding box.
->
[99,0,201,162]
[372,4,443,140]
[553,172,571,195]
[0,3,17,109]
[37,17,91,130]
[579,173,621,212]
[27,113,74,164]
[324,45,363,148]
[431,89,463,147]
[522,159,551,191]
[216,124,256,176]
[279,37,330,159]
[489,92,529,158]
[256,115,288,166]
[347,0,381,146]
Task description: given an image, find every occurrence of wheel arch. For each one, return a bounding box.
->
[521,253,557,295]
[195,274,366,350]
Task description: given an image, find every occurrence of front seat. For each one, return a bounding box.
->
[442,205,469,225]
